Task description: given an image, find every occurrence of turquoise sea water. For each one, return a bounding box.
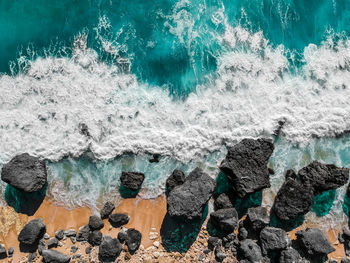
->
[1,0,350,229]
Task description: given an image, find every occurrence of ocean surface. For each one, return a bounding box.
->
[1,0,350,228]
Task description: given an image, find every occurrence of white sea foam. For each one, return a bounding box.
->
[1,25,350,167]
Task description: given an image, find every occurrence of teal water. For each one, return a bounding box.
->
[1,0,350,94]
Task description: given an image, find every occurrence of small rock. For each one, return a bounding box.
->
[8,247,14,258]
[153,241,160,248]
[28,252,37,262]
[118,227,128,243]
[76,225,90,242]
[246,206,270,232]
[260,227,289,255]
[238,227,248,240]
[71,245,78,253]
[42,249,70,263]
[85,247,92,254]
[64,229,76,237]
[0,244,6,259]
[342,258,350,263]
[279,247,303,263]
[100,201,115,219]
[215,246,226,262]
[208,237,221,251]
[153,251,160,258]
[47,237,59,249]
[210,208,238,233]
[70,236,76,244]
[55,230,65,240]
[44,233,50,240]
[120,172,145,191]
[238,239,263,262]
[72,253,81,259]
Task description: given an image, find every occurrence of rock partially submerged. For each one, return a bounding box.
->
[42,249,70,263]
[1,153,47,192]
[219,138,274,198]
[273,176,314,221]
[166,169,185,193]
[18,218,46,247]
[120,172,145,191]
[167,167,216,220]
[299,161,349,194]
[296,228,335,259]
[98,235,122,261]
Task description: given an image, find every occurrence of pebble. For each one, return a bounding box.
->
[153,251,160,258]
[44,233,50,240]
[153,241,160,248]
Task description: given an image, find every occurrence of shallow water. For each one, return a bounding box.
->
[0,0,350,226]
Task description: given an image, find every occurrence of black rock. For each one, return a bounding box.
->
[246,206,270,232]
[210,208,238,233]
[149,154,160,163]
[109,213,130,228]
[0,244,6,259]
[120,172,145,191]
[273,176,314,221]
[98,235,122,261]
[1,153,47,192]
[259,226,289,255]
[125,228,142,253]
[85,246,92,254]
[279,247,303,263]
[18,218,46,246]
[38,238,47,255]
[28,252,37,262]
[215,246,226,262]
[167,167,216,220]
[238,239,263,262]
[166,169,185,193]
[342,258,350,263]
[70,245,78,253]
[100,201,115,219]
[238,227,248,241]
[299,161,349,195]
[295,228,335,258]
[55,230,65,240]
[208,237,221,251]
[47,237,59,249]
[8,247,14,257]
[64,229,76,237]
[219,138,274,198]
[88,230,103,246]
[42,249,71,263]
[70,236,76,244]
[214,193,234,210]
[117,227,128,243]
[76,225,90,242]
[329,259,338,263]
[88,215,104,230]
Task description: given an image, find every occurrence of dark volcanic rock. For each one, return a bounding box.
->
[88,230,103,246]
[246,206,270,232]
[55,230,65,240]
[47,237,59,249]
[208,237,221,251]
[117,227,128,243]
[1,153,47,192]
[299,161,349,194]
[166,169,185,193]
[0,244,6,259]
[219,138,274,198]
[273,176,314,221]
[76,225,90,242]
[238,239,263,262]
[98,235,122,261]
[167,167,216,220]
[259,227,289,255]
[210,208,238,233]
[279,247,303,263]
[215,246,226,262]
[214,193,234,210]
[100,201,115,219]
[238,227,248,241]
[108,213,130,228]
[296,228,335,258]
[42,249,70,263]
[18,218,46,246]
[88,215,104,230]
[125,228,142,253]
[120,172,145,191]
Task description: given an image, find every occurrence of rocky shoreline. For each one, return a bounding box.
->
[0,138,350,262]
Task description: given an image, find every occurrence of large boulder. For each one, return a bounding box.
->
[100,201,115,219]
[295,228,335,258]
[42,250,70,263]
[273,176,314,221]
[108,213,130,228]
[210,208,238,233]
[219,138,274,198]
[166,169,185,193]
[18,218,46,246]
[238,239,263,262]
[259,227,289,255]
[98,235,122,261]
[298,161,349,194]
[120,172,145,191]
[246,206,270,232]
[1,153,47,192]
[167,167,216,220]
[125,228,142,253]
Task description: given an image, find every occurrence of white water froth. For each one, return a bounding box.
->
[0,27,350,166]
